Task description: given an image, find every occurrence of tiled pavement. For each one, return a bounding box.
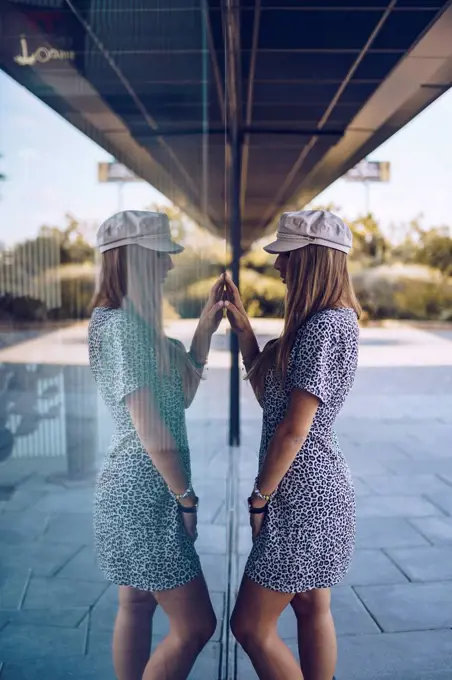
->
[1,322,452,679]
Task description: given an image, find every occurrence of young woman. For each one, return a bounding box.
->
[88,210,224,680]
[226,210,361,680]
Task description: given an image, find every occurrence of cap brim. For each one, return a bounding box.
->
[139,238,184,254]
[99,237,184,254]
[263,237,350,255]
[263,239,311,254]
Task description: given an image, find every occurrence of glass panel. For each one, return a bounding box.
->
[0,2,229,677]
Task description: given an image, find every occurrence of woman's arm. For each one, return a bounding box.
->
[183,276,225,407]
[223,274,262,399]
[252,388,320,504]
[126,386,193,498]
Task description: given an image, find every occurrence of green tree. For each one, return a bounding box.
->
[39,214,94,264]
[415,226,452,277]
[348,214,388,264]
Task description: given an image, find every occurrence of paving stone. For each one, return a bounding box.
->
[347,459,390,476]
[56,546,103,582]
[89,585,117,632]
[332,586,380,635]
[238,525,252,555]
[0,512,48,545]
[347,441,411,464]
[387,546,452,581]
[342,550,407,586]
[43,513,94,545]
[438,473,452,487]
[195,523,226,555]
[212,502,226,525]
[352,477,372,496]
[199,553,226,592]
[195,490,226,525]
[275,587,379,638]
[335,629,452,680]
[409,517,452,544]
[31,488,95,514]
[387,458,452,476]
[0,611,10,630]
[0,654,113,680]
[354,583,452,632]
[356,494,443,518]
[355,517,429,548]
[22,577,107,610]
[3,490,48,512]
[362,474,451,496]
[425,491,452,516]
[1,542,80,578]
[0,623,85,660]
[0,607,88,628]
[0,570,31,609]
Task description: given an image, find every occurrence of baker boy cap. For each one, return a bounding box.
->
[96,210,184,254]
[264,210,352,255]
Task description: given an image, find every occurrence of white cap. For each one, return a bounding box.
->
[96,210,184,254]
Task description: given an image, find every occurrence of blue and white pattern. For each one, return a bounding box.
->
[88,307,201,591]
[245,308,359,593]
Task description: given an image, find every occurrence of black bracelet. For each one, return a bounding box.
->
[177,495,199,513]
[179,505,197,514]
[249,505,267,514]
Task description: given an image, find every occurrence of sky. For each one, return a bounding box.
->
[1,68,452,248]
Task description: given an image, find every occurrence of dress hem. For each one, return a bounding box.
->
[100,567,202,593]
[243,568,350,595]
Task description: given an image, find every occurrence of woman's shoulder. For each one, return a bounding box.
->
[89,307,145,347]
[302,308,359,341]
[308,307,358,328]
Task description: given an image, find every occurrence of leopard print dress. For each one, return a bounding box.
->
[88,307,201,591]
[245,308,359,593]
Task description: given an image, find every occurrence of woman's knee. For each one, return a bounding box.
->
[118,586,157,614]
[291,588,331,620]
[230,609,271,651]
[174,607,217,650]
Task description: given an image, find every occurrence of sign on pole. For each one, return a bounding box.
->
[344,160,390,183]
[98,162,141,183]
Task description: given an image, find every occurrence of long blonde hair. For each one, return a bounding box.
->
[247,244,361,398]
[90,244,201,386]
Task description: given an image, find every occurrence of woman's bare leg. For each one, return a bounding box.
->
[113,585,157,680]
[142,574,216,680]
[291,588,337,680]
[230,576,303,680]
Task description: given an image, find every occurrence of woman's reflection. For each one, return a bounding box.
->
[88,210,224,680]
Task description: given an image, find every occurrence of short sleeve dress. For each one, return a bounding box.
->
[88,307,201,592]
[245,308,359,593]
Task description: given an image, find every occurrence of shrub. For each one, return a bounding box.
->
[352,266,452,320]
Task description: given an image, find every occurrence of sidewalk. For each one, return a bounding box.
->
[1,322,452,679]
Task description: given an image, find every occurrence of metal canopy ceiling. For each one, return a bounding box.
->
[2,0,452,248]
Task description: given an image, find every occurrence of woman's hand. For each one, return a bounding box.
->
[179,493,198,541]
[224,273,251,334]
[182,511,198,542]
[198,275,225,337]
[250,511,265,542]
[249,495,267,542]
